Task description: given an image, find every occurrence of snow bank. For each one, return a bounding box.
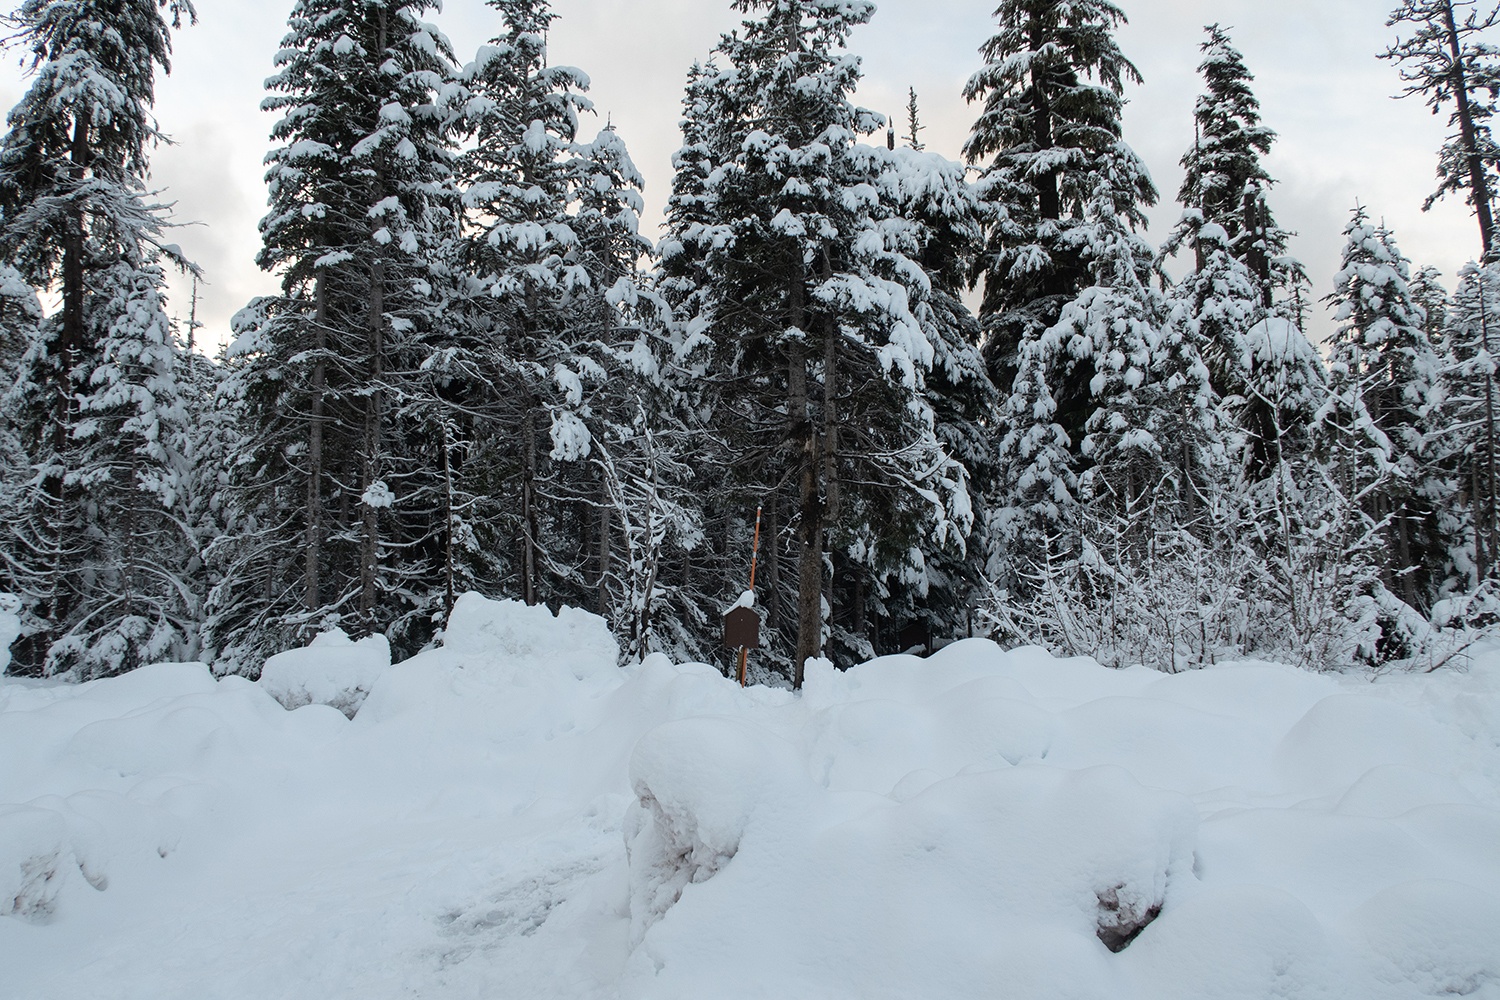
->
[258,628,392,718]
[2,593,1498,1000]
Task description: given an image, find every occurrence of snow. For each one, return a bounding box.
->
[2,597,1498,999]
[257,629,392,718]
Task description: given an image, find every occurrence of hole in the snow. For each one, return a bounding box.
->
[1095,884,1162,953]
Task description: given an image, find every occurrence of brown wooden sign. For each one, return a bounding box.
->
[723,606,760,650]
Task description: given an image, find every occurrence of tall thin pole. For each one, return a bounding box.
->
[739,506,763,687]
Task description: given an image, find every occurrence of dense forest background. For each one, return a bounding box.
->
[2,0,1498,686]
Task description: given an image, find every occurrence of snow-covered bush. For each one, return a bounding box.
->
[257,628,392,718]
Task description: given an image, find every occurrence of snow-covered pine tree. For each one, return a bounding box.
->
[211,0,461,670]
[1382,0,1500,254]
[454,0,597,613]
[841,141,993,659]
[1411,265,1451,347]
[0,0,200,677]
[1072,154,1225,521]
[1443,262,1500,583]
[962,0,1155,404]
[1170,26,1302,292]
[987,149,1239,669]
[1308,251,1410,663]
[1167,24,1311,479]
[964,2,1171,590]
[0,265,43,652]
[452,0,674,634]
[666,0,973,682]
[1323,208,1446,611]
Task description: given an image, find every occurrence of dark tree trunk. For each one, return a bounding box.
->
[1442,0,1498,256]
[305,273,328,614]
[360,258,385,620]
[521,400,540,607]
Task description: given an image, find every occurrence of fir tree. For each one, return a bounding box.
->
[1444,262,1500,581]
[1169,26,1299,290]
[1324,208,1445,609]
[1167,25,1310,478]
[665,0,974,683]
[962,0,1155,396]
[0,0,199,677]
[451,0,667,628]
[1382,0,1500,254]
[211,0,461,669]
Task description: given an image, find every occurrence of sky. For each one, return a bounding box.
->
[0,0,1483,348]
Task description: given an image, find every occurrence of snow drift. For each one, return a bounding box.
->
[2,593,1498,999]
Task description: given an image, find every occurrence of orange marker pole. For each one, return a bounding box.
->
[739,506,763,687]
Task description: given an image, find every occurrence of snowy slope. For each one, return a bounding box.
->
[2,593,1498,1000]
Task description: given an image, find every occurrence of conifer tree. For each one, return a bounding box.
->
[1383,0,1500,255]
[1170,26,1301,292]
[665,0,974,683]
[1168,25,1310,478]
[1324,208,1445,609]
[962,0,1155,398]
[1444,262,1500,581]
[0,0,199,677]
[452,0,668,628]
[211,0,461,669]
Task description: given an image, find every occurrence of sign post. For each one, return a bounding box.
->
[723,507,763,687]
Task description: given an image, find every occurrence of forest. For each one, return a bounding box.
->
[2,0,1498,686]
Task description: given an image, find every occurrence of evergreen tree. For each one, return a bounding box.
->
[962,0,1155,399]
[1383,0,1500,254]
[1170,26,1302,293]
[1167,25,1310,478]
[451,0,669,630]
[1324,208,1445,609]
[665,0,974,683]
[1444,262,1500,582]
[0,0,199,677]
[211,0,461,670]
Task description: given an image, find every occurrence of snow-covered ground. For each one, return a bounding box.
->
[3,594,1499,1000]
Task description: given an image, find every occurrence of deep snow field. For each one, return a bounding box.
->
[3,594,1499,1000]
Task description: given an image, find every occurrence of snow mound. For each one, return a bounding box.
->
[441,592,619,680]
[258,628,391,718]
[1,601,1498,1000]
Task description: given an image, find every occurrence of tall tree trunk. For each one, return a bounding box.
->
[788,266,822,687]
[596,474,611,617]
[442,422,455,619]
[360,259,385,620]
[1442,0,1498,256]
[820,271,841,648]
[305,273,328,614]
[792,337,823,689]
[521,400,539,607]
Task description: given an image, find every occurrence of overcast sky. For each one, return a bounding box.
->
[0,0,1483,347]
